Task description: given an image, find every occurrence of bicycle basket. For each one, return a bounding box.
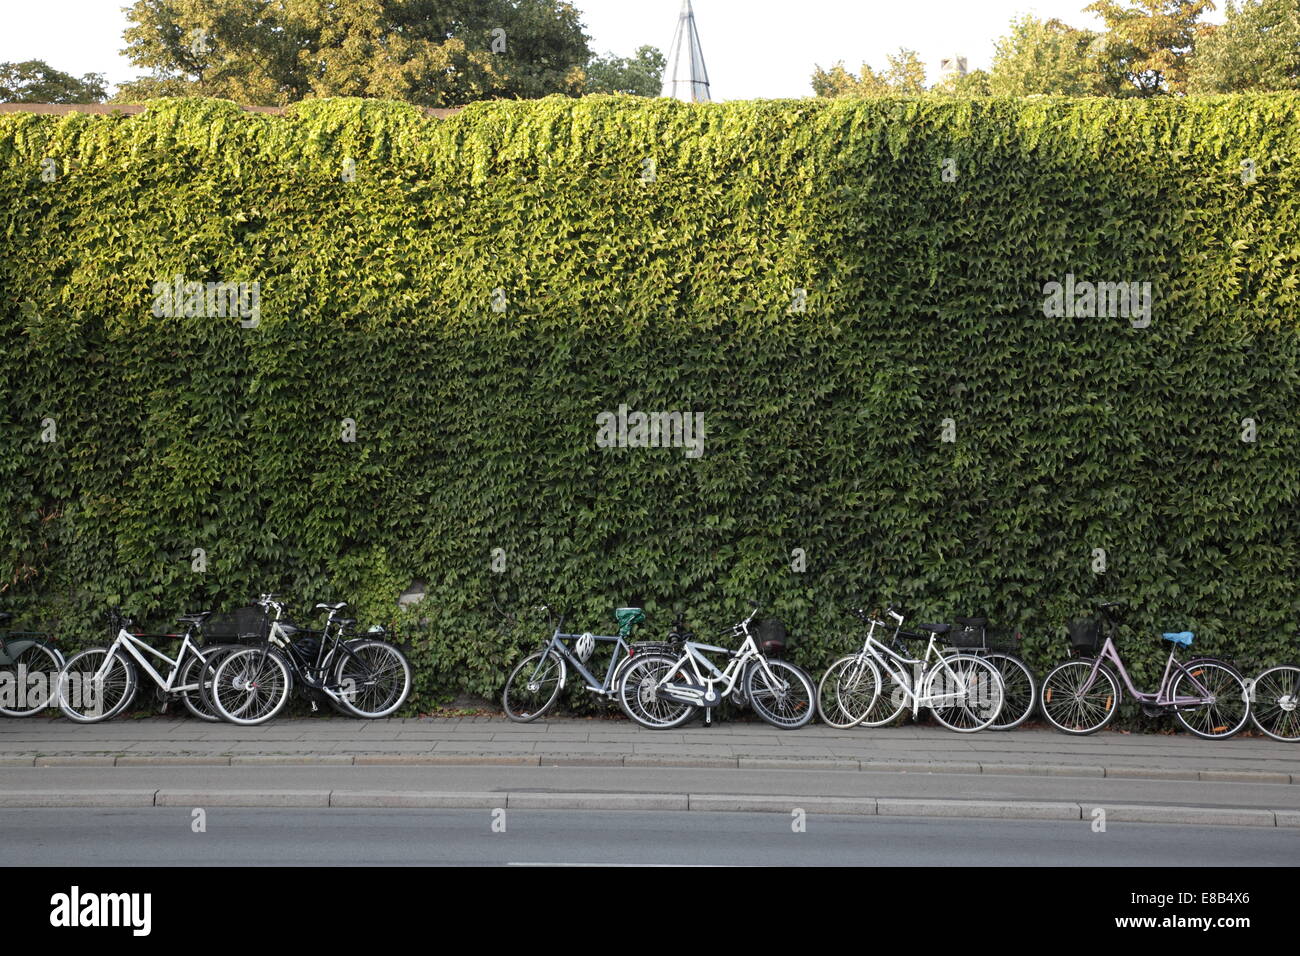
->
[1068,618,1102,654]
[945,625,986,649]
[756,618,788,657]
[203,606,270,644]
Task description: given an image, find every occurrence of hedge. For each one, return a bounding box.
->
[1,94,1298,716]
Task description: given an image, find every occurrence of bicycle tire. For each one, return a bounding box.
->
[1040,659,1120,735]
[1172,660,1250,739]
[983,652,1037,730]
[177,645,228,722]
[56,647,137,723]
[746,658,816,729]
[210,646,293,726]
[816,655,882,728]
[1249,665,1300,742]
[926,654,1004,733]
[617,653,697,729]
[331,639,411,718]
[0,640,64,716]
[502,650,565,722]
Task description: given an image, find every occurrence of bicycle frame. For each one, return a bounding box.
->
[1077,636,1218,707]
[257,603,372,704]
[96,627,204,693]
[533,617,631,696]
[656,608,781,704]
[857,629,976,714]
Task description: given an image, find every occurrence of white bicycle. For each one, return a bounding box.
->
[55,611,231,723]
[817,605,1005,732]
[617,603,816,730]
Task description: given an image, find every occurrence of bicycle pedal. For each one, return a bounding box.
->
[310,700,319,712]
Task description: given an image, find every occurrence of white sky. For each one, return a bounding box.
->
[0,0,1227,100]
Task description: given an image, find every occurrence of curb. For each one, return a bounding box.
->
[0,789,1297,826]
[8,752,1299,783]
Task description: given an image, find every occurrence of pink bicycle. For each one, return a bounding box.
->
[1040,602,1250,739]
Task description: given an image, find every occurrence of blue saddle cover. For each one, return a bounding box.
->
[1162,631,1194,647]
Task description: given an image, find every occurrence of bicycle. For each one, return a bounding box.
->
[617,603,816,730]
[939,616,1038,731]
[502,604,666,721]
[208,597,410,724]
[816,605,1005,732]
[55,611,230,723]
[0,611,65,717]
[1039,602,1250,738]
[1249,643,1300,741]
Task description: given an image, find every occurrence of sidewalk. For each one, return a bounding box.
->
[2,716,1298,783]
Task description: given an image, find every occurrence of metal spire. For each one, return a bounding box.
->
[662,0,711,102]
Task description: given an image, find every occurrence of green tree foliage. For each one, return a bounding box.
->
[583,45,666,96]
[116,0,592,106]
[0,61,107,103]
[1188,0,1300,91]
[988,16,1106,95]
[812,49,928,96]
[2,96,1298,717]
[1085,0,1217,94]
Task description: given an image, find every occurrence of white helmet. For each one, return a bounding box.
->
[575,632,596,662]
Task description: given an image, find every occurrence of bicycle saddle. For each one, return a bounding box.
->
[1162,631,1194,647]
[917,623,950,635]
[176,611,212,624]
[315,603,348,613]
[954,616,986,627]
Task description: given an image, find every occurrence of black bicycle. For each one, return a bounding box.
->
[205,596,411,724]
[939,616,1038,730]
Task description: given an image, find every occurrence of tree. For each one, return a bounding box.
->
[1084,0,1217,94]
[1187,0,1300,91]
[584,45,665,96]
[0,60,107,103]
[931,68,992,96]
[115,0,593,106]
[988,16,1105,94]
[811,48,928,97]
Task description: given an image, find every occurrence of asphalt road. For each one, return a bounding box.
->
[2,808,1296,866]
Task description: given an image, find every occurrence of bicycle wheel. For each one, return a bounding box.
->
[858,667,910,728]
[1040,659,1120,735]
[817,655,882,728]
[56,648,137,723]
[617,654,697,729]
[0,641,64,716]
[502,651,564,722]
[1249,665,1300,742]
[332,639,412,718]
[1172,660,1250,739]
[745,658,816,729]
[984,653,1037,730]
[177,646,231,722]
[926,654,1004,733]
[210,647,292,726]
[196,645,241,716]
